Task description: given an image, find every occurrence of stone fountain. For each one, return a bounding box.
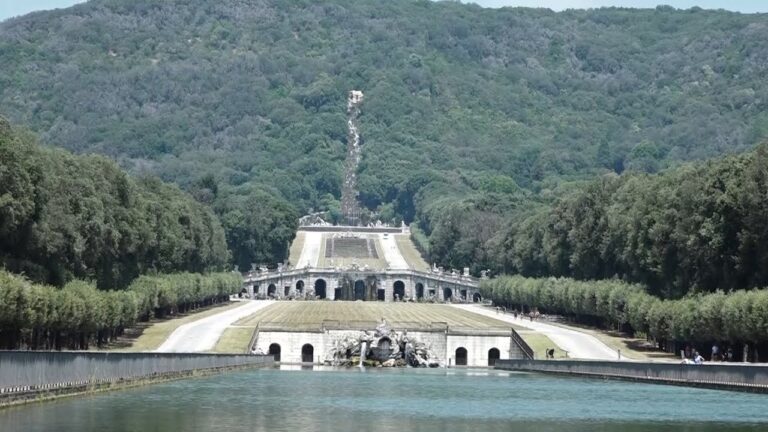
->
[325,318,442,368]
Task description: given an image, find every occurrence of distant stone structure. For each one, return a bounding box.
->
[253,321,529,367]
[341,90,366,226]
[243,266,481,303]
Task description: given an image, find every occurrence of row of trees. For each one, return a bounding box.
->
[415,143,768,301]
[0,270,242,350]
[0,118,231,288]
[482,276,768,347]
[488,144,768,298]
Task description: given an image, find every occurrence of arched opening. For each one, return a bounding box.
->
[488,348,500,366]
[473,293,482,303]
[284,286,290,297]
[301,344,314,363]
[393,280,405,301]
[460,289,467,301]
[268,284,277,297]
[443,287,452,300]
[354,280,366,301]
[269,343,281,362]
[314,279,327,299]
[455,347,467,366]
[296,280,305,294]
[378,337,392,351]
[377,289,385,301]
[372,337,393,361]
[415,283,424,300]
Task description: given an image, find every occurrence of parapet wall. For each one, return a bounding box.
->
[299,226,403,233]
[495,359,768,393]
[0,351,273,406]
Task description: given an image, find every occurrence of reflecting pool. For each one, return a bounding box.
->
[1,366,766,431]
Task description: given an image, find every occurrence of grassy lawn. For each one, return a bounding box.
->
[519,331,567,360]
[234,301,522,330]
[287,231,429,272]
[211,327,255,353]
[395,234,430,272]
[287,231,306,269]
[117,301,244,352]
[213,301,524,353]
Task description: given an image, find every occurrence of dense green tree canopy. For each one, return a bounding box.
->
[0,118,230,288]
[482,276,768,350]
[2,0,768,275]
[491,144,768,298]
[0,270,241,350]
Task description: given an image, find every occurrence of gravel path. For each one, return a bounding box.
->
[453,304,624,361]
[296,231,322,268]
[156,300,275,353]
[379,233,409,270]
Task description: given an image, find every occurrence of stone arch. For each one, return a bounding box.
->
[393,280,405,301]
[455,347,467,366]
[314,279,327,299]
[488,348,500,366]
[473,292,482,303]
[415,283,424,300]
[269,343,281,362]
[354,280,366,300]
[378,337,392,351]
[296,280,305,294]
[443,287,453,301]
[301,344,314,363]
[267,284,277,297]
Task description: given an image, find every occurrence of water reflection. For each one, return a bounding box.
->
[0,368,766,432]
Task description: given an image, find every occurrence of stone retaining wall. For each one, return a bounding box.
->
[495,359,768,393]
[256,329,528,367]
[0,351,273,406]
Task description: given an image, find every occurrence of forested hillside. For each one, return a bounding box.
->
[0,117,229,288]
[2,0,767,276]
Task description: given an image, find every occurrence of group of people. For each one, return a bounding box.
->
[494,306,542,321]
[681,350,706,365]
[682,344,735,364]
[709,344,735,362]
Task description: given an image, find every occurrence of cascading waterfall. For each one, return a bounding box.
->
[359,341,368,367]
[341,90,364,226]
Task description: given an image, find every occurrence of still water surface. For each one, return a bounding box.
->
[1,367,766,432]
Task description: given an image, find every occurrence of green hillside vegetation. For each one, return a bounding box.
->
[0,270,241,350]
[0,117,229,288]
[2,0,768,275]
